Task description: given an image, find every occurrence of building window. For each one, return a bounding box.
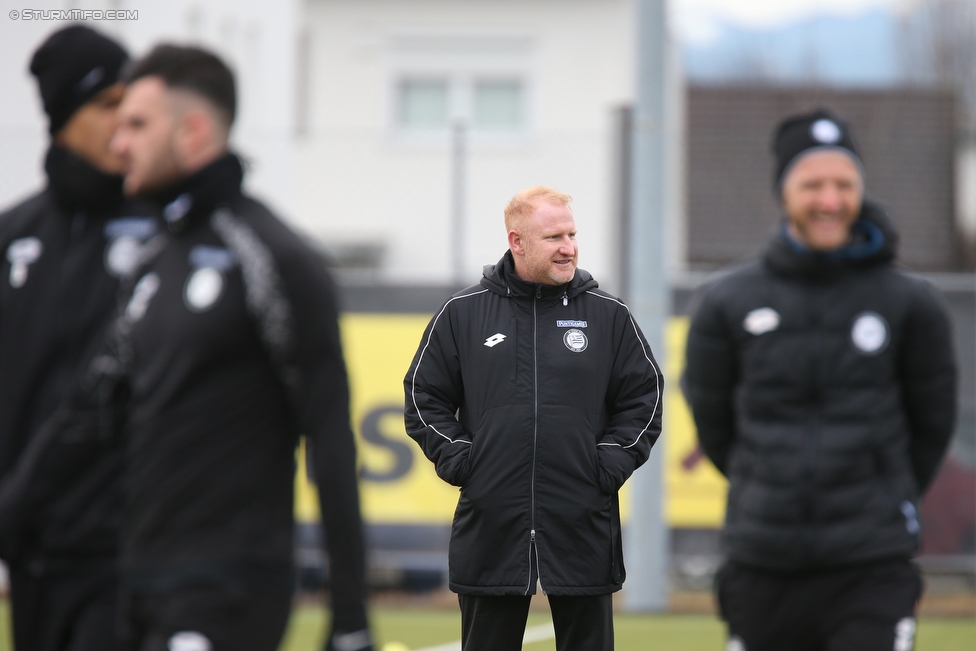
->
[474,80,522,130]
[399,79,450,129]
[388,32,534,138]
[395,77,526,134]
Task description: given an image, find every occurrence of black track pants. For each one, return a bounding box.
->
[716,559,922,651]
[119,578,293,651]
[458,593,613,651]
[9,560,119,651]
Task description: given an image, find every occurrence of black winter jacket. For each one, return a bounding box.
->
[683,202,957,571]
[404,252,664,596]
[0,145,156,563]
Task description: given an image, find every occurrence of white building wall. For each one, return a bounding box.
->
[299,0,636,287]
[0,0,65,208]
[1,0,642,288]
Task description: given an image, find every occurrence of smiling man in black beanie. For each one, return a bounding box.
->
[683,108,957,651]
[0,24,157,651]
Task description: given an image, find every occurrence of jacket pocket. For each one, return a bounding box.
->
[462,405,533,497]
[535,406,600,494]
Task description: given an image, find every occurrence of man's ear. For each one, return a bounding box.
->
[508,230,524,256]
[175,109,210,163]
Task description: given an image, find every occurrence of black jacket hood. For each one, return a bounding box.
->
[764,199,899,281]
[480,250,598,300]
[151,153,244,233]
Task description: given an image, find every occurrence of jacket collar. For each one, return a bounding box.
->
[151,153,244,233]
[44,144,124,214]
[480,250,598,300]
[763,199,898,281]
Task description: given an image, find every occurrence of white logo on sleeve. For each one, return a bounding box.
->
[563,328,588,353]
[900,500,920,535]
[851,312,889,355]
[168,631,212,651]
[743,307,780,336]
[484,333,507,348]
[6,237,43,288]
[810,118,842,144]
[893,617,916,651]
[125,273,160,322]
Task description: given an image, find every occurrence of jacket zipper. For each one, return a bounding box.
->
[800,286,823,561]
[57,212,87,386]
[526,287,541,595]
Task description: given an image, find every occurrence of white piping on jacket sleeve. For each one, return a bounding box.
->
[410,288,490,445]
[585,291,663,450]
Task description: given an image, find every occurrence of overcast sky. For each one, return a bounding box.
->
[672,0,912,44]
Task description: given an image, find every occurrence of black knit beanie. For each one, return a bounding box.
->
[29,24,129,135]
[772,108,862,194]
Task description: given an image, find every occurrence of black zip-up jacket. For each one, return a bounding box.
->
[683,201,957,571]
[0,145,157,564]
[0,155,369,633]
[405,252,664,596]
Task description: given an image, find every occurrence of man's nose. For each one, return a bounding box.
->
[109,129,126,156]
[819,184,843,211]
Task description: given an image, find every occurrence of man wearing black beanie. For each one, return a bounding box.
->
[683,109,957,651]
[0,24,157,651]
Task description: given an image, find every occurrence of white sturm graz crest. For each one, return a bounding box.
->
[184,267,224,312]
[6,237,43,288]
[563,328,588,353]
[183,245,236,313]
[850,311,889,355]
[103,217,158,277]
[105,236,144,277]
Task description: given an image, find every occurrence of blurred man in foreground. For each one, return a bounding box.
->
[405,186,664,651]
[108,43,373,651]
[0,25,156,651]
[683,108,957,651]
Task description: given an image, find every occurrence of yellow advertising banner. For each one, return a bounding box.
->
[295,314,728,528]
[662,318,728,527]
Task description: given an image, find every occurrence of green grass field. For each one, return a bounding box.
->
[277,605,975,651]
[1,599,973,650]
